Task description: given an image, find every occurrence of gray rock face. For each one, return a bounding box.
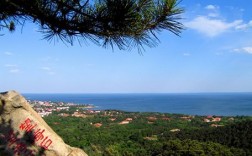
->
[0,90,88,156]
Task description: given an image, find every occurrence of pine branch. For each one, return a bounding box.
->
[0,0,184,51]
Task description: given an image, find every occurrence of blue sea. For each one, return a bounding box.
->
[22,93,252,116]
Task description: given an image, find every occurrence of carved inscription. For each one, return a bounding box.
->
[4,118,53,155]
[19,118,53,149]
[6,130,36,156]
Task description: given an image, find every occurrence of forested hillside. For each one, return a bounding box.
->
[44,111,252,155]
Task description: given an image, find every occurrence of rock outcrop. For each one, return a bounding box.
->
[0,90,88,156]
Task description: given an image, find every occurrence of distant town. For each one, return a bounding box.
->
[30,100,238,129]
[29,100,97,117]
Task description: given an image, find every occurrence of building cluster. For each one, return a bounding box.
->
[203,116,222,123]
[58,110,101,118]
[29,100,93,117]
[30,100,235,130]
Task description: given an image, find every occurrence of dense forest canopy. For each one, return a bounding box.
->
[43,110,252,156]
[0,0,183,50]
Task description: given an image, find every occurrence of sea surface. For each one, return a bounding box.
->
[23,93,252,116]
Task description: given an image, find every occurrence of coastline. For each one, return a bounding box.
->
[23,93,252,116]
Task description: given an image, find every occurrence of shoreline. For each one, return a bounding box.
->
[24,93,252,116]
[28,99,252,117]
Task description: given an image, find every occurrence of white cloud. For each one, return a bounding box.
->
[243,47,252,53]
[205,5,217,10]
[4,64,17,67]
[235,20,252,30]
[208,13,219,18]
[183,53,191,56]
[233,47,252,54]
[4,64,20,73]
[186,16,243,37]
[4,52,13,56]
[9,69,20,73]
[41,66,55,75]
[205,4,220,18]
[186,4,252,37]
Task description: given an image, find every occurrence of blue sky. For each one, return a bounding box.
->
[1,0,252,93]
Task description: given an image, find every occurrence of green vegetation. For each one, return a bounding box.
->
[44,111,252,155]
[0,0,183,50]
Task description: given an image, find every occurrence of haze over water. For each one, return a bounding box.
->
[24,93,252,116]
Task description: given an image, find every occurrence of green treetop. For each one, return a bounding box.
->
[0,0,183,50]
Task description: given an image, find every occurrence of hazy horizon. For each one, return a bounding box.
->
[22,91,252,94]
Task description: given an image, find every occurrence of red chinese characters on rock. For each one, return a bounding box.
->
[19,118,37,132]
[19,118,53,149]
[6,130,36,156]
